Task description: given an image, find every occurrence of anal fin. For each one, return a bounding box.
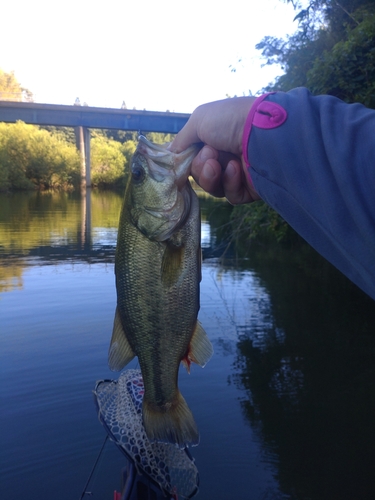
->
[108,307,135,371]
[182,321,213,373]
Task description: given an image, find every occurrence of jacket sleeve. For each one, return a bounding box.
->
[245,87,375,300]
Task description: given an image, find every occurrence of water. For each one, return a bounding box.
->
[1,190,375,500]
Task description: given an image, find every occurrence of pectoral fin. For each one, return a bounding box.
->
[182,321,213,373]
[108,307,135,371]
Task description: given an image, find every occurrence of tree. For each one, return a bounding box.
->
[233,0,375,245]
[0,69,33,102]
[257,0,375,106]
[90,134,127,187]
[308,10,375,107]
[0,122,80,190]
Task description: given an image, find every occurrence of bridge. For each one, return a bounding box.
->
[0,100,190,133]
[0,100,191,188]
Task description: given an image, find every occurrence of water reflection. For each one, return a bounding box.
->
[1,190,375,500]
[0,189,232,285]
[228,245,375,500]
[80,188,91,249]
[0,190,123,278]
[0,260,24,293]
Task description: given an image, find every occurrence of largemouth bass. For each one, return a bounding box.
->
[108,135,213,448]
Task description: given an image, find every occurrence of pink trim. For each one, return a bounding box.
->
[242,94,272,168]
[253,100,288,129]
[242,93,287,184]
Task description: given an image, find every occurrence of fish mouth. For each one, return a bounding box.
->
[138,135,199,188]
[135,136,199,241]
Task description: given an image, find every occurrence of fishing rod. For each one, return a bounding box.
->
[79,434,109,500]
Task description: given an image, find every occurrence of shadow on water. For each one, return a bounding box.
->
[172,191,375,498]
[226,241,375,500]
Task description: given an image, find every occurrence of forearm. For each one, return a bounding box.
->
[246,88,375,300]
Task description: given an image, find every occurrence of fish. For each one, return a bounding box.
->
[108,135,213,448]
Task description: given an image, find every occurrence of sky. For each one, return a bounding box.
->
[1,0,298,113]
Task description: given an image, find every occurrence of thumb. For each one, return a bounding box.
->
[168,114,202,153]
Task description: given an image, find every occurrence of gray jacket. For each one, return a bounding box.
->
[245,88,375,300]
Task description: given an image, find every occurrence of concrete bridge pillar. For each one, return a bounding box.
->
[74,126,91,190]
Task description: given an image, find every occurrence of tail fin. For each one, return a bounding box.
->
[142,391,199,448]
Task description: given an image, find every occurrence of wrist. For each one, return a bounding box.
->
[242,92,287,190]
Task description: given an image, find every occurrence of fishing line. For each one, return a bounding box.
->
[79,434,109,500]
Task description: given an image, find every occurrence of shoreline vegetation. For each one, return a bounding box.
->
[0,121,144,192]
[0,120,295,244]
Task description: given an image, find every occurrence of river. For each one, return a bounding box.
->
[1,189,375,500]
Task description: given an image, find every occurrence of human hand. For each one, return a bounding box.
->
[169,97,261,204]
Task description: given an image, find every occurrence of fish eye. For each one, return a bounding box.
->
[132,166,145,184]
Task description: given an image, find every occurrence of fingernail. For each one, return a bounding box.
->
[225,161,237,179]
[202,162,216,180]
[200,146,216,162]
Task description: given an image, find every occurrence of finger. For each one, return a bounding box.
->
[191,146,218,179]
[169,113,201,153]
[222,160,248,204]
[217,150,241,170]
[192,146,240,177]
[223,160,260,204]
[193,158,225,198]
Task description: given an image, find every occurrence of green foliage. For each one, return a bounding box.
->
[102,131,174,146]
[145,132,175,144]
[40,126,77,145]
[231,201,297,244]
[0,122,139,191]
[121,140,137,167]
[308,10,375,107]
[90,135,127,187]
[0,68,33,101]
[0,122,80,190]
[0,69,21,93]
[103,129,138,144]
[257,0,375,107]
[257,28,334,91]
[89,133,173,188]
